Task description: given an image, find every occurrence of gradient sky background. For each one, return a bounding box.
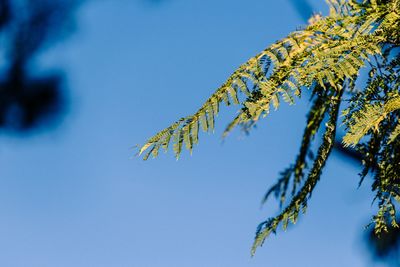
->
[0,0,388,266]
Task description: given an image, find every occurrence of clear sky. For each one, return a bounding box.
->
[0,0,386,266]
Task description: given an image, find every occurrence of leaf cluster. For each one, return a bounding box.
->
[138,0,400,255]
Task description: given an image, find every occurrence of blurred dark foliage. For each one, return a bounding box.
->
[288,0,314,22]
[368,222,400,266]
[0,0,79,133]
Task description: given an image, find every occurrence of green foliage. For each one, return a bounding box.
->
[138,0,400,255]
[343,94,400,146]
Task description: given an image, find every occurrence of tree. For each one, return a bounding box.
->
[0,0,79,132]
[138,0,400,256]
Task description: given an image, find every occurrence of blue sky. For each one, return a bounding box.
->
[0,0,385,266]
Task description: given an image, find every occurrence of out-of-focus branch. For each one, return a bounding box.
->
[287,0,314,22]
[333,139,363,163]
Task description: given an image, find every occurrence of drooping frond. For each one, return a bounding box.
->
[261,87,330,207]
[138,55,272,160]
[252,88,343,255]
